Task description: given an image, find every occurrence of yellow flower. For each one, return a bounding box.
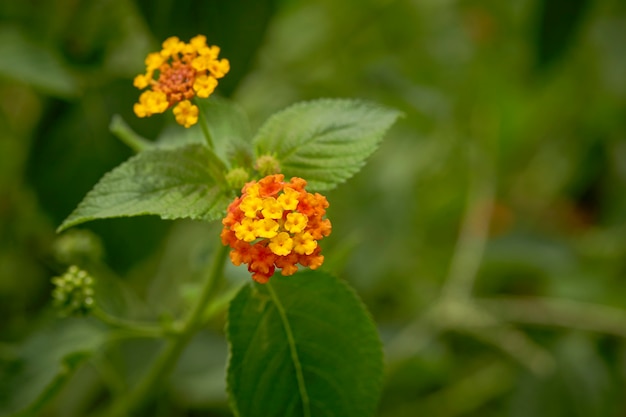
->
[134,90,168,117]
[172,100,199,128]
[193,75,218,98]
[293,232,317,255]
[209,59,230,79]
[160,36,185,57]
[233,218,257,242]
[254,218,279,239]
[269,232,294,256]
[189,35,208,51]
[277,187,300,210]
[284,212,308,233]
[145,52,164,72]
[133,35,229,127]
[133,74,150,89]
[261,197,283,220]
[240,196,263,218]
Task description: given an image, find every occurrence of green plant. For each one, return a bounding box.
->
[19,35,400,417]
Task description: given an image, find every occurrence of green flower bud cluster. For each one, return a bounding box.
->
[52,266,95,316]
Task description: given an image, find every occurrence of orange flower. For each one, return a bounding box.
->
[221,174,332,283]
[133,35,229,127]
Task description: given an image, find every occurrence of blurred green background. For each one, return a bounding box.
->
[2,0,626,416]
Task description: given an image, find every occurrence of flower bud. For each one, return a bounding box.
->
[225,167,250,191]
[51,266,95,316]
[254,154,281,176]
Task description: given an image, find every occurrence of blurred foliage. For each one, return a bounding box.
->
[1,0,626,416]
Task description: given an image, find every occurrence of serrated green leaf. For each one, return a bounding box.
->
[226,271,383,417]
[58,144,230,232]
[253,99,401,191]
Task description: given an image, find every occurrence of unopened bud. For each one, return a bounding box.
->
[51,266,95,316]
[254,154,281,176]
[225,167,250,191]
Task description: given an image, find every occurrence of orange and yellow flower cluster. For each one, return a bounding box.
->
[221,174,332,283]
[133,35,229,128]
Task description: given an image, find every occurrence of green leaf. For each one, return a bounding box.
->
[253,99,401,191]
[58,144,230,232]
[200,96,254,167]
[226,271,383,417]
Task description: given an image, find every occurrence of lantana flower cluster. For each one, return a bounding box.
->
[133,35,229,128]
[221,174,332,283]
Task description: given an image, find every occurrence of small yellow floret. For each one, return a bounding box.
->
[145,52,164,71]
[134,90,168,117]
[161,36,184,57]
[261,198,283,220]
[193,75,218,98]
[245,183,261,198]
[233,218,257,242]
[278,187,300,210]
[191,54,212,72]
[240,196,263,218]
[284,212,308,234]
[209,58,230,79]
[173,100,199,128]
[293,232,317,255]
[199,45,221,58]
[133,74,150,89]
[254,218,279,239]
[269,232,294,256]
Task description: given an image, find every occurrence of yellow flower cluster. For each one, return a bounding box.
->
[133,35,229,128]
[221,175,332,283]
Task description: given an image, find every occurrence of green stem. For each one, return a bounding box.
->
[109,114,152,152]
[196,99,215,149]
[92,307,167,338]
[194,98,229,185]
[108,242,229,416]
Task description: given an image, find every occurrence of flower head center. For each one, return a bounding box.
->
[155,61,196,105]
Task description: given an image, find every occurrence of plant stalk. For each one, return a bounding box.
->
[108,242,229,416]
[196,100,215,149]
